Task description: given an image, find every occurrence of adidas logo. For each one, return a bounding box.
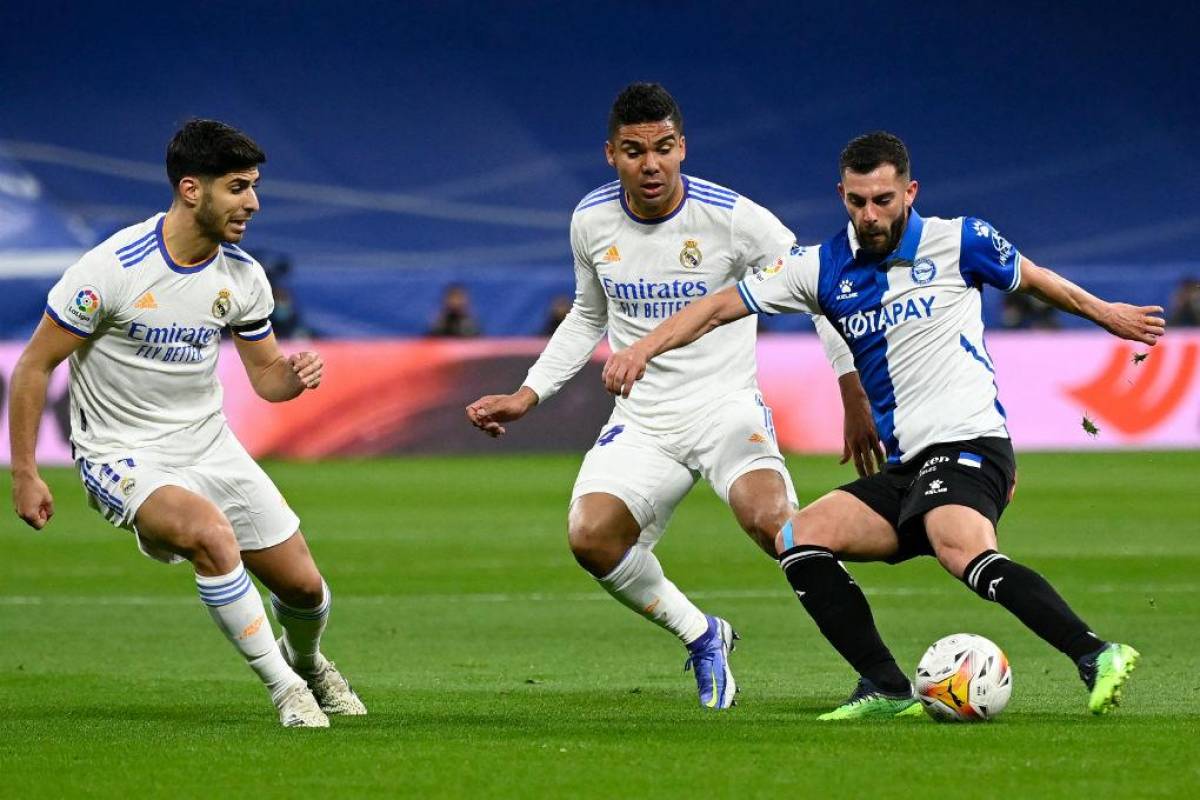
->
[603,245,621,263]
[748,432,768,443]
[133,291,157,310]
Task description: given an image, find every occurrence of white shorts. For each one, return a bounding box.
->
[75,427,300,564]
[571,389,796,547]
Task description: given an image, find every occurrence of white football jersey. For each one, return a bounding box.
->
[739,211,1019,463]
[44,213,274,461]
[523,175,852,431]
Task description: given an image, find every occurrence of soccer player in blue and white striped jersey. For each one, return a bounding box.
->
[604,132,1163,719]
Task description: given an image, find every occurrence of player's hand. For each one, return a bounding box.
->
[1098,303,1165,346]
[603,345,651,398]
[289,351,323,389]
[466,387,538,438]
[838,373,884,476]
[12,472,55,530]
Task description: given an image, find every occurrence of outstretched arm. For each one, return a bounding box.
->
[603,285,751,397]
[1018,259,1164,345]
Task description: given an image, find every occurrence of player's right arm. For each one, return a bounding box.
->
[466,216,609,437]
[603,285,751,398]
[9,317,90,529]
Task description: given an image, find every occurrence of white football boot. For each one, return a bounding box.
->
[276,682,330,728]
[280,637,367,716]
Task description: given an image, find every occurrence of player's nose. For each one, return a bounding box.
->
[245,188,261,212]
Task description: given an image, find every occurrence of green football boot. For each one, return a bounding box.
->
[818,677,920,721]
[1080,642,1140,715]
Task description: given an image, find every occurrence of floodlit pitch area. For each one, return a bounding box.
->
[1,452,1197,797]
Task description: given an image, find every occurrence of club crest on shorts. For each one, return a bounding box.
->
[119,477,137,496]
[212,289,232,319]
[679,239,702,269]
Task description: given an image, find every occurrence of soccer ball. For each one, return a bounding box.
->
[914,633,1013,722]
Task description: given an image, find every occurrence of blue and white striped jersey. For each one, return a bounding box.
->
[44,213,275,460]
[738,211,1022,463]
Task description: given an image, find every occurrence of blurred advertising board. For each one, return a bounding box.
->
[2,332,1197,465]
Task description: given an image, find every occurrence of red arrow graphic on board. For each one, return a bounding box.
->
[1065,342,1198,436]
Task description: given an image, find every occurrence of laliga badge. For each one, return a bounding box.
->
[212,289,232,319]
[679,239,702,269]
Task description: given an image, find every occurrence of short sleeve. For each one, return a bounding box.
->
[960,217,1022,292]
[736,244,821,317]
[44,255,117,338]
[229,265,275,341]
[732,197,795,279]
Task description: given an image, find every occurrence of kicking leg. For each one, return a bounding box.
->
[135,487,325,727]
[243,532,366,715]
[776,490,918,718]
[926,505,1137,714]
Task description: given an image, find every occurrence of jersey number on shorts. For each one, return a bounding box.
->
[596,425,625,446]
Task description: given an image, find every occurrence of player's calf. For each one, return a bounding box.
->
[960,549,1109,668]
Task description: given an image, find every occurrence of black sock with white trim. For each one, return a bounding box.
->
[778,545,910,694]
[962,549,1103,663]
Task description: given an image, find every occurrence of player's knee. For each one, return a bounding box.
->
[184,519,239,572]
[786,505,839,551]
[277,574,325,609]
[567,517,626,576]
[932,540,980,580]
[741,505,789,556]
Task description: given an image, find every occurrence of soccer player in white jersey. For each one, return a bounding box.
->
[8,120,366,727]
[605,131,1165,718]
[466,84,878,709]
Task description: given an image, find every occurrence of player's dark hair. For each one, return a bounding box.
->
[608,83,683,140]
[166,119,265,189]
[840,131,910,178]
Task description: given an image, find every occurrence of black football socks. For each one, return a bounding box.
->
[779,545,911,694]
[963,550,1104,663]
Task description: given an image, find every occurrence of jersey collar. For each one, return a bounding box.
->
[619,175,689,225]
[156,215,220,275]
[847,209,925,264]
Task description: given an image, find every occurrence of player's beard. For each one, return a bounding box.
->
[194,192,228,243]
[856,208,908,259]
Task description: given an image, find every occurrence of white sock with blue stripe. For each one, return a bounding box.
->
[271,581,331,675]
[196,563,303,703]
[599,544,709,645]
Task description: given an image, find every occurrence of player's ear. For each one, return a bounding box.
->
[906,179,919,207]
[678,134,686,161]
[604,140,616,168]
[177,176,202,208]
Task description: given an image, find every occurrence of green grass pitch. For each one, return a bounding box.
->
[2,451,1198,798]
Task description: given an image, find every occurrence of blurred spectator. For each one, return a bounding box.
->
[542,295,572,335]
[253,250,314,339]
[271,284,312,339]
[429,283,480,337]
[1002,292,1059,330]
[1168,277,1200,326]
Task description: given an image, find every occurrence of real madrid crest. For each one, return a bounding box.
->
[212,289,232,319]
[679,239,702,269]
[119,477,137,497]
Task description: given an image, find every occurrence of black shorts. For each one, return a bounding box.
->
[837,437,1017,564]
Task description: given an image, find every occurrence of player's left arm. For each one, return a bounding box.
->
[233,333,322,402]
[1017,259,1165,345]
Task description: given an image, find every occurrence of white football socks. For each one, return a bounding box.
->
[598,544,709,645]
[271,580,331,675]
[195,562,302,703]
